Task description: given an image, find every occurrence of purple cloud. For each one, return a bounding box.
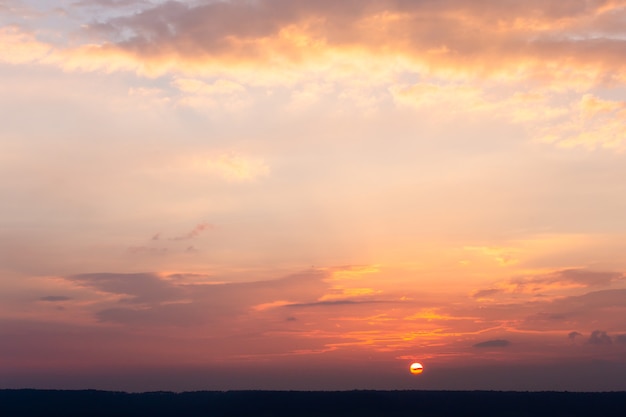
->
[473,339,511,348]
[588,330,612,345]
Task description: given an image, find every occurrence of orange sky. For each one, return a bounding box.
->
[2,0,626,391]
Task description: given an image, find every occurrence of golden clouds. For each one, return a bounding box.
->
[6,0,621,88]
[188,153,270,182]
[0,26,51,64]
[537,94,626,150]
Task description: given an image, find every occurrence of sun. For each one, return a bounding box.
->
[409,362,423,375]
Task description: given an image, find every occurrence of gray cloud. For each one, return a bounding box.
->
[614,334,626,344]
[511,269,623,293]
[568,331,582,340]
[96,303,206,326]
[67,272,182,304]
[556,269,623,287]
[525,312,567,322]
[169,223,212,241]
[472,288,502,299]
[39,295,72,302]
[557,289,626,310]
[67,269,330,326]
[473,339,510,348]
[588,330,612,345]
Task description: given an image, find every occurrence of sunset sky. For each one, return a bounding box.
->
[2,0,626,392]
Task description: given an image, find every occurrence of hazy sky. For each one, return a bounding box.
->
[2,0,626,392]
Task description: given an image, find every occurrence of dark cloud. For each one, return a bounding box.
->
[472,288,502,298]
[511,269,623,293]
[489,288,626,334]
[525,312,567,322]
[473,339,510,348]
[588,330,612,345]
[66,269,330,326]
[568,331,582,340]
[39,295,72,302]
[67,272,182,303]
[615,334,626,344]
[556,269,623,287]
[96,303,206,326]
[557,289,626,310]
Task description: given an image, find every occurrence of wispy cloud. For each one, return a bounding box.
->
[473,339,511,348]
[39,295,72,302]
[169,223,213,241]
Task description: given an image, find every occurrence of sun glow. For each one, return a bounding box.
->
[409,362,424,375]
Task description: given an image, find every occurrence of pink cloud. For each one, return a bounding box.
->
[169,223,213,241]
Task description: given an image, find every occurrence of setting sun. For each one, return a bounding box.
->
[410,363,424,375]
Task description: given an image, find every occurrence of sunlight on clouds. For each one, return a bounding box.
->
[182,153,270,182]
[537,94,626,150]
[389,83,488,112]
[404,308,478,322]
[202,153,270,182]
[318,288,379,302]
[252,300,293,312]
[463,246,520,266]
[0,26,51,64]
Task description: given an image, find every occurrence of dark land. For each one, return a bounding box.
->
[1,389,625,416]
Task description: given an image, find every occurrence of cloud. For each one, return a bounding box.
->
[285,299,385,308]
[64,269,331,326]
[511,269,623,292]
[473,339,511,348]
[524,312,567,322]
[39,296,72,302]
[3,0,622,89]
[95,303,206,326]
[67,272,182,304]
[54,0,626,87]
[568,331,582,340]
[472,288,503,299]
[558,289,626,310]
[200,153,270,182]
[588,330,613,345]
[0,26,52,64]
[615,334,626,344]
[169,223,213,241]
[476,269,625,299]
[537,94,626,150]
[509,288,626,334]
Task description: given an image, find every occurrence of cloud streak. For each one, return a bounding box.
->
[473,339,511,348]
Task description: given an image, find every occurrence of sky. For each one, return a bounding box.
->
[2,0,626,392]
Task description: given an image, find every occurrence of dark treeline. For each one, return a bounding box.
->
[1,389,625,417]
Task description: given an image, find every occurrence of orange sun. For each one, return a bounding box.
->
[409,362,423,375]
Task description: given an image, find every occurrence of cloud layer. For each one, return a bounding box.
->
[3,0,626,392]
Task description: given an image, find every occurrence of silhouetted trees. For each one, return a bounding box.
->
[1,389,625,417]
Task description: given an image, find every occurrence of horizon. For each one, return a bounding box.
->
[2,0,626,393]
